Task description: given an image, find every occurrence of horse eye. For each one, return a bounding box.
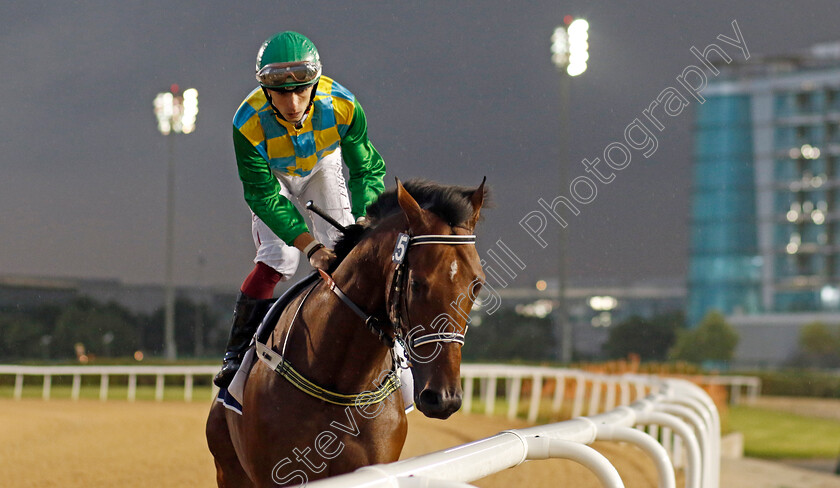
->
[410,278,425,293]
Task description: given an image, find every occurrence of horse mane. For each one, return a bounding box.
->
[366,179,487,227]
[330,179,489,267]
[332,223,369,267]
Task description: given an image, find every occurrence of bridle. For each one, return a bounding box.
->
[253,228,477,407]
[321,230,477,357]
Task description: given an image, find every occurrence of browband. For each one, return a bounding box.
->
[410,235,476,246]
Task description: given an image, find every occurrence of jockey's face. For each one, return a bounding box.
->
[268,84,315,124]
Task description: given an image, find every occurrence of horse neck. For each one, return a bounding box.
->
[294,227,397,392]
[331,227,395,312]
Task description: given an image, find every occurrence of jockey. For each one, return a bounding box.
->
[214,31,386,387]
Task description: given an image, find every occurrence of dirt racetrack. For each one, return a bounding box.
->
[1,399,668,487]
[2,398,838,487]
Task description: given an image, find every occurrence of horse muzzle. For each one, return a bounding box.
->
[415,387,462,419]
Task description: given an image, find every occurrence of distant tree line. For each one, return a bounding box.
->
[462,309,556,362]
[0,297,223,361]
[790,321,840,368]
[5,295,834,369]
[600,310,740,365]
[464,308,742,366]
[602,311,685,362]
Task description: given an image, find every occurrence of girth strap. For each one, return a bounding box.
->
[255,340,400,407]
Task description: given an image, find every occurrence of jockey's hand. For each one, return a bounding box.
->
[309,246,337,271]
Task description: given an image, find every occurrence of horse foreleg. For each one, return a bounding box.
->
[206,400,254,488]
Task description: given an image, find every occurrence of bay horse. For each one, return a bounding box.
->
[206,178,487,487]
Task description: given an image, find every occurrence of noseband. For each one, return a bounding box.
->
[253,230,477,407]
[322,231,477,355]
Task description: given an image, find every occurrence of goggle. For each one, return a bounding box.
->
[256,61,321,88]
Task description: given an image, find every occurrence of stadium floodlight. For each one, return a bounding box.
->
[152,84,198,360]
[566,19,589,76]
[550,17,590,363]
[550,26,570,69]
[154,85,199,135]
[181,88,199,134]
[551,18,589,77]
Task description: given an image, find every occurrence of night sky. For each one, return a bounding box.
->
[2,1,838,289]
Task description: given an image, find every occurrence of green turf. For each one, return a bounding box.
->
[0,385,216,402]
[728,405,840,459]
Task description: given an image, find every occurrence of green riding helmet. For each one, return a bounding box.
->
[256,31,322,90]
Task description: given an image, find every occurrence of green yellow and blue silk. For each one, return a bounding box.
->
[233,75,385,244]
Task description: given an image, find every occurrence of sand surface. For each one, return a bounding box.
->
[1,399,838,487]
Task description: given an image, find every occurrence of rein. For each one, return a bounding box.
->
[254,279,400,407]
[325,232,477,353]
[254,231,476,407]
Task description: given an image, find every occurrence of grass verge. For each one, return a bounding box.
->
[728,404,840,459]
[0,385,216,402]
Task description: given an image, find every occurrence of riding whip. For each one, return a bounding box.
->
[305,200,347,234]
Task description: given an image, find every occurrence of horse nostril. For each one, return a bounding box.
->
[449,393,462,410]
[418,389,443,409]
[416,388,463,419]
[417,389,463,417]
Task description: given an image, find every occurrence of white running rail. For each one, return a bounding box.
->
[308,377,720,488]
[0,363,755,411]
[0,364,726,486]
[0,365,220,402]
[460,364,756,422]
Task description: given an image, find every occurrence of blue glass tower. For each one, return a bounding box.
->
[688,46,840,326]
[688,95,762,325]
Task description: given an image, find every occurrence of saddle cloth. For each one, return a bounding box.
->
[217,343,414,415]
[216,273,320,415]
[216,347,256,415]
[215,271,415,414]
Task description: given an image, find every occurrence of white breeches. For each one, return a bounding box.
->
[251,149,354,280]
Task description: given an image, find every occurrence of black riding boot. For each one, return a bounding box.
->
[213,292,275,388]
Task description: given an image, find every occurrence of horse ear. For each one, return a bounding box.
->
[396,178,426,230]
[466,177,486,229]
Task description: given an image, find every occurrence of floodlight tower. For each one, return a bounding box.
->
[550,17,588,363]
[153,85,198,360]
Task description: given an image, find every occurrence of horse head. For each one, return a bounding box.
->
[391,178,486,419]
